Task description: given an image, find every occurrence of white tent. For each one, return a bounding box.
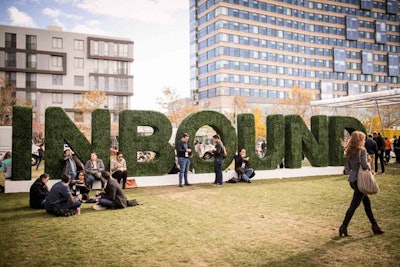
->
[310,88,400,135]
[310,88,400,108]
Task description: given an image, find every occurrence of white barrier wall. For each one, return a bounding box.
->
[4,166,344,193]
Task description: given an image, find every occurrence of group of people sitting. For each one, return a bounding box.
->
[29,147,135,216]
[62,147,128,189]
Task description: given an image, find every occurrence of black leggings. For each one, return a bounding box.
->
[342,181,377,227]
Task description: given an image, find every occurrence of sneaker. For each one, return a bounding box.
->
[184,183,192,186]
[179,185,183,187]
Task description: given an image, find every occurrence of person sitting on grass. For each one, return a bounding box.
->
[96,171,127,209]
[45,174,82,216]
[70,170,90,201]
[29,173,50,209]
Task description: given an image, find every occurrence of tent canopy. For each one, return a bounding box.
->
[310,88,400,108]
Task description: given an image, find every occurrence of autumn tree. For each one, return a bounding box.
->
[273,86,314,125]
[253,107,266,140]
[156,87,198,128]
[73,90,107,140]
[0,76,16,126]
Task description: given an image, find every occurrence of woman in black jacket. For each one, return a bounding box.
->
[339,131,384,237]
[29,173,50,209]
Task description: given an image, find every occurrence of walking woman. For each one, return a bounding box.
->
[339,131,384,237]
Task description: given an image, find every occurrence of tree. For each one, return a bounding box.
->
[253,107,266,140]
[73,90,107,139]
[273,86,314,125]
[156,87,198,128]
[0,76,16,126]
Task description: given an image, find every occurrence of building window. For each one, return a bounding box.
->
[26,35,37,50]
[52,75,63,85]
[93,41,99,55]
[52,93,63,103]
[52,37,63,49]
[74,112,84,122]
[26,92,37,107]
[92,76,99,90]
[114,78,128,92]
[51,56,63,67]
[5,72,16,86]
[74,39,84,50]
[5,33,16,48]
[115,96,128,109]
[74,57,84,69]
[5,52,16,67]
[104,77,109,91]
[26,73,37,88]
[74,75,84,86]
[94,59,99,72]
[104,42,109,56]
[26,54,37,69]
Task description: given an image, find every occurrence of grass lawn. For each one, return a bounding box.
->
[0,164,399,267]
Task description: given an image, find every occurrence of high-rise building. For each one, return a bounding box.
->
[190,0,400,114]
[0,25,134,126]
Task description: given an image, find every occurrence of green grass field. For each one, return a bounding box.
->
[0,164,399,267]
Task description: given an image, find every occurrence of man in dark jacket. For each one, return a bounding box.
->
[97,171,127,209]
[62,147,84,180]
[29,173,50,209]
[373,132,385,174]
[365,134,378,174]
[234,148,255,183]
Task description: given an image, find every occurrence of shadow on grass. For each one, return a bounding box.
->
[265,235,382,267]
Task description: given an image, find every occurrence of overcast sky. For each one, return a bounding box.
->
[0,0,190,111]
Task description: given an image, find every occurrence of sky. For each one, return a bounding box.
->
[0,0,190,111]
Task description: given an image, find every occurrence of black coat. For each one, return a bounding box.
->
[29,178,49,209]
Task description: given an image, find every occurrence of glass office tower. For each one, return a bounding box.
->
[190,0,400,113]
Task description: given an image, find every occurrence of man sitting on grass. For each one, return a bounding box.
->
[45,174,82,216]
[96,171,127,209]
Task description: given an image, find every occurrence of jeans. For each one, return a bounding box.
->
[178,157,190,185]
[99,198,113,208]
[375,151,385,173]
[87,173,104,188]
[241,168,255,182]
[342,181,377,227]
[69,170,77,180]
[214,158,223,185]
[46,200,81,215]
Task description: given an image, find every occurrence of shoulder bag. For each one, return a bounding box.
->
[357,151,379,195]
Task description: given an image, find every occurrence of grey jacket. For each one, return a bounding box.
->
[347,149,370,183]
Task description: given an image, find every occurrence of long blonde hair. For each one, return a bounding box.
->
[345,131,366,160]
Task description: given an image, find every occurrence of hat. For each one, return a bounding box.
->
[64,147,71,152]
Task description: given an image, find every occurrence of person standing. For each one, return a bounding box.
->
[373,132,385,174]
[339,131,384,237]
[97,171,127,209]
[29,173,50,209]
[35,143,45,170]
[111,151,128,189]
[234,148,255,183]
[365,134,377,175]
[45,174,82,216]
[394,136,400,163]
[384,137,392,164]
[1,151,12,179]
[175,133,192,187]
[211,134,224,186]
[62,147,84,181]
[85,152,105,188]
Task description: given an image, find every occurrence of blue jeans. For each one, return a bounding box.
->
[241,168,254,182]
[214,158,223,185]
[178,157,190,185]
[87,173,104,188]
[99,198,113,208]
[46,200,81,215]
